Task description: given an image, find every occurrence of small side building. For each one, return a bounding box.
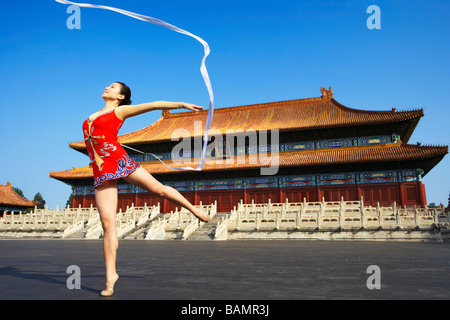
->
[0,182,41,216]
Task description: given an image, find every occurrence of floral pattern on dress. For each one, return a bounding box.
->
[93,154,140,188]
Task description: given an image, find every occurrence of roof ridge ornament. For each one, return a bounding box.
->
[320,87,333,100]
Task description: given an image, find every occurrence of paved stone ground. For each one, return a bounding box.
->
[0,239,449,303]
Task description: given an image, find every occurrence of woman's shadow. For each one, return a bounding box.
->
[0,266,100,297]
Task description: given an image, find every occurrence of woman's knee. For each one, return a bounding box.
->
[156,185,168,198]
[137,177,167,197]
[101,216,116,231]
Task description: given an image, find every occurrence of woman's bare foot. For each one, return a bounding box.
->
[101,273,119,297]
[192,207,210,222]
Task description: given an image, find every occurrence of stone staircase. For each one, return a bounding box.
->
[65,228,88,239]
[186,212,228,240]
[122,213,164,240]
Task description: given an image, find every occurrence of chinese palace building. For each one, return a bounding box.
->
[50,87,448,213]
[0,182,41,216]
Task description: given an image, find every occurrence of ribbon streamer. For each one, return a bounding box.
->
[55,0,214,171]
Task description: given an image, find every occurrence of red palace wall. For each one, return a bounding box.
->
[72,181,427,213]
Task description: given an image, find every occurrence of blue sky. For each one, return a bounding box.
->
[1,0,449,208]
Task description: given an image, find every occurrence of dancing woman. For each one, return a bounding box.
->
[83,82,210,297]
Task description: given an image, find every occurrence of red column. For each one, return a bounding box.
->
[418,181,427,208]
[317,186,323,202]
[244,187,249,204]
[398,182,405,207]
[194,190,199,205]
[162,199,168,213]
[279,186,284,203]
[356,184,362,202]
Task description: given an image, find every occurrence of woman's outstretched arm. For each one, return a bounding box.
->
[115,101,203,120]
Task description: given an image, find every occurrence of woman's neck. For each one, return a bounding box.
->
[103,100,120,111]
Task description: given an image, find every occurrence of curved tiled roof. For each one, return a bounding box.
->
[50,142,448,181]
[69,92,424,150]
[0,182,39,207]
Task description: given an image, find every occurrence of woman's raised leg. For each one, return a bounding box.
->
[124,167,210,222]
[95,180,120,295]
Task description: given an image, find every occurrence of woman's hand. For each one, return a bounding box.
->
[182,103,204,112]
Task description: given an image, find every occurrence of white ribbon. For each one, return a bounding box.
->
[56,0,214,171]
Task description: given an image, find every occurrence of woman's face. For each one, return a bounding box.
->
[102,83,124,103]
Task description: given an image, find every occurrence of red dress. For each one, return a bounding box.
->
[83,109,140,188]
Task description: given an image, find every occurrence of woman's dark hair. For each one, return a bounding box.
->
[116,82,132,106]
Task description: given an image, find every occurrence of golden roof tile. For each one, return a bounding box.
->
[0,182,39,208]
